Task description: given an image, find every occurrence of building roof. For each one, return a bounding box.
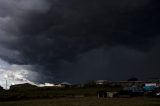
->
[61,82,71,85]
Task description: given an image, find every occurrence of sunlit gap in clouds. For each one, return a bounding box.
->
[0,59,38,89]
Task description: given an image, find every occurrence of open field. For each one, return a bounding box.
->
[0,97,160,106]
[0,87,122,100]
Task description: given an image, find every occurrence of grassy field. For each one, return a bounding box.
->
[0,87,122,100]
[0,97,160,106]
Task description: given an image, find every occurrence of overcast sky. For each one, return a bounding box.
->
[0,0,160,87]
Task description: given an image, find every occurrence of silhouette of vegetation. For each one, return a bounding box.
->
[0,86,3,91]
[128,77,138,81]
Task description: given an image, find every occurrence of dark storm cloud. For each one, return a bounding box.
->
[0,0,51,84]
[1,0,160,82]
[19,0,159,62]
[56,47,146,82]
[0,0,50,63]
[15,0,160,82]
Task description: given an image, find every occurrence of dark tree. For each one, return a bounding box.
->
[128,77,138,81]
[0,86,4,90]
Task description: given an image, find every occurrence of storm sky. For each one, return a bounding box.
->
[0,0,160,87]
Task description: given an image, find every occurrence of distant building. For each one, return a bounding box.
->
[143,83,157,92]
[96,80,110,85]
[60,82,72,88]
[10,83,37,90]
[145,83,157,87]
[38,83,55,87]
[56,84,64,88]
[97,90,118,98]
[113,81,145,87]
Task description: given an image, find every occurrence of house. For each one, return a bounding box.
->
[97,90,118,98]
[10,83,37,90]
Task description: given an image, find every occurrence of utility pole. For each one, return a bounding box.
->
[6,80,8,90]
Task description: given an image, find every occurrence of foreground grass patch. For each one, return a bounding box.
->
[0,97,160,106]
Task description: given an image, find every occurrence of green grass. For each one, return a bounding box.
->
[0,97,160,106]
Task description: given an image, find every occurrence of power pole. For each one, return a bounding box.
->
[6,80,8,90]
